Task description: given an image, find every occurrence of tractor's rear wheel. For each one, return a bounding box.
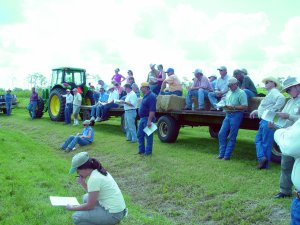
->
[48,88,66,121]
[35,97,44,118]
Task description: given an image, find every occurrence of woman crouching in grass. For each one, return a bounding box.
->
[66,152,127,225]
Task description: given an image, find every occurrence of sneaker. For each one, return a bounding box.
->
[95,117,101,122]
[90,116,96,121]
[274,192,292,199]
[72,147,76,151]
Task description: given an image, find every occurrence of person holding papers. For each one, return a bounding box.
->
[66,152,127,225]
[90,86,109,122]
[274,119,300,224]
[137,82,156,156]
[97,84,119,122]
[217,77,248,160]
[121,84,138,143]
[268,77,300,199]
[250,76,285,169]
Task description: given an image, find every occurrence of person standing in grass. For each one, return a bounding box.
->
[27,87,38,119]
[217,77,248,160]
[274,118,300,224]
[5,89,13,116]
[60,120,94,152]
[66,152,127,225]
[72,88,82,126]
[122,83,138,143]
[137,82,156,156]
[270,77,300,199]
[63,89,73,125]
[250,76,285,169]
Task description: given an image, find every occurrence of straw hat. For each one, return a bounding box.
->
[262,76,281,88]
[281,77,300,92]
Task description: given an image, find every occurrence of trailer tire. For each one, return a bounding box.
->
[209,125,221,138]
[157,116,180,143]
[271,142,281,164]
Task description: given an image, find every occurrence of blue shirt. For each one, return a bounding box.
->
[5,93,13,102]
[82,127,94,142]
[138,91,156,118]
[98,92,109,103]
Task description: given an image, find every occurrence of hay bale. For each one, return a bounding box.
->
[191,96,211,110]
[156,95,185,111]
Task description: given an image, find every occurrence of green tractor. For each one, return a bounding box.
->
[41,67,95,121]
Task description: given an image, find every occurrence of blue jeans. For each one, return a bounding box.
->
[64,103,73,124]
[243,89,256,99]
[90,105,97,117]
[280,155,295,195]
[218,111,244,158]
[5,101,12,115]
[61,135,91,150]
[160,90,182,96]
[125,110,137,142]
[96,106,103,117]
[185,90,198,108]
[198,89,209,109]
[208,92,221,109]
[101,103,118,119]
[291,198,300,225]
[137,117,154,155]
[27,101,37,119]
[255,119,275,168]
[150,84,160,96]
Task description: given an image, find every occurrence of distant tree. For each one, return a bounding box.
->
[86,73,101,85]
[26,73,48,89]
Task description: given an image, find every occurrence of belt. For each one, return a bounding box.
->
[125,109,136,111]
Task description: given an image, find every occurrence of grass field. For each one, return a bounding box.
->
[0,101,291,225]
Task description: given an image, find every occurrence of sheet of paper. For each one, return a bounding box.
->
[261,110,287,128]
[143,123,157,136]
[49,196,80,206]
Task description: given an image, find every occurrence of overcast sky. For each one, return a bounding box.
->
[0,0,300,89]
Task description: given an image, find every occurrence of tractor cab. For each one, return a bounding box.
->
[51,67,86,91]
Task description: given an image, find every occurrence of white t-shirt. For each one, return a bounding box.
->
[73,93,82,106]
[107,90,119,103]
[124,90,137,111]
[87,170,126,213]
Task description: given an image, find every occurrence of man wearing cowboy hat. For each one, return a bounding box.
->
[270,77,300,198]
[250,76,286,169]
[274,119,300,224]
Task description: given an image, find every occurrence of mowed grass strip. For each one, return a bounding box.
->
[0,106,291,225]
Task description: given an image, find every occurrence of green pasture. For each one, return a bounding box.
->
[0,101,291,225]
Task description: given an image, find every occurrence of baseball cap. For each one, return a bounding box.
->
[166,68,174,73]
[140,82,149,88]
[69,152,90,174]
[193,68,203,74]
[217,66,227,71]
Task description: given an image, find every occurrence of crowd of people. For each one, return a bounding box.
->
[4,64,300,224]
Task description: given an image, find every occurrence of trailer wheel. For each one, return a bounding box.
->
[157,116,180,143]
[271,142,281,164]
[209,125,221,138]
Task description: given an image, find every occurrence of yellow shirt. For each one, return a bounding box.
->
[87,170,126,213]
[165,75,182,92]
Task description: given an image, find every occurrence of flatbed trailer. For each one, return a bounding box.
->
[80,100,281,163]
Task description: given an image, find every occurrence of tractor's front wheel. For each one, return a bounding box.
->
[48,88,66,121]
